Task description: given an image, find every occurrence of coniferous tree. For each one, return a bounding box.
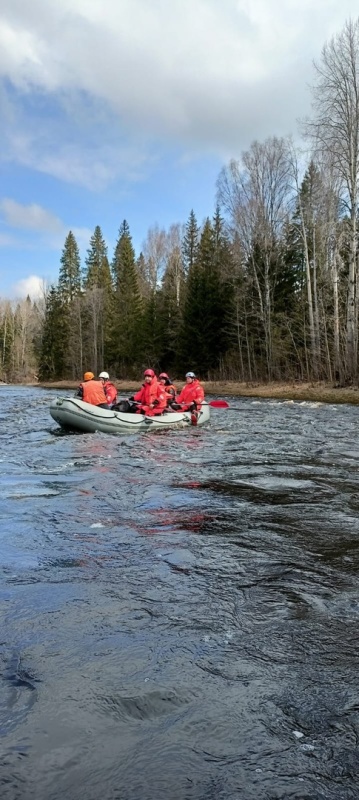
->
[82,225,113,373]
[180,216,232,376]
[110,221,143,375]
[57,231,84,377]
[0,301,14,380]
[84,226,112,290]
[182,210,200,273]
[112,221,134,288]
[135,252,149,297]
[58,231,82,302]
[38,287,69,380]
[141,291,164,367]
[212,206,235,366]
[157,231,186,371]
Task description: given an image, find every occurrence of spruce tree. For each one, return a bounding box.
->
[157,249,186,372]
[84,225,112,290]
[179,216,232,376]
[112,220,135,289]
[182,210,200,273]
[136,251,151,298]
[82,226,114,374]
[279,218,305,314]
[141,291,164,367]
[110,221,143,375]
[58,231,82,301]
[38,287,69,380]
[0,302,14,379]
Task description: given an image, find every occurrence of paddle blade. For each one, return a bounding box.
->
[208,399,229,408]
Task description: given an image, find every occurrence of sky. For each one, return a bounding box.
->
[0,0,358,300]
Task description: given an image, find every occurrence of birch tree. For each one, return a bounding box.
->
[217,137,292,378]
[307,18,359,382]
[142,224,167,291]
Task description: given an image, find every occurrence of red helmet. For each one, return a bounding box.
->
[159,372,169,380]
[143,369,155,377]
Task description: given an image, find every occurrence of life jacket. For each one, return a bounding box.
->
[133,378,167,415]
[176,379,204,410]
[103,380,117,405]
[161,382,176,404]
[81,380,108,406]
[165,383,176,397]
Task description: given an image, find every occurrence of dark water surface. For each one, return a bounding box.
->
[1,386,359,800]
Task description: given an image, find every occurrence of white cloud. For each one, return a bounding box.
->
[0,198,63,233]
[12,274,45,299]
[0,0,359,181]
[0,198,93,254]
[0,115,155,190]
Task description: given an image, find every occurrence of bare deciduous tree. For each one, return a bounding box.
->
[217,137,293,378]
[306,18,359,382]
[142,224,167,291]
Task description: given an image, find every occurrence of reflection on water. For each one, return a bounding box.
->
[1,386,359,799]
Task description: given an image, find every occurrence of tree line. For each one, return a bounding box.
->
[2,18,359,385]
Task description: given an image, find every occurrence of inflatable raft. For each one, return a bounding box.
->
[50,396,210,434]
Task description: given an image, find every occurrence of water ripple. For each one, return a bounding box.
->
[0,387,359,799]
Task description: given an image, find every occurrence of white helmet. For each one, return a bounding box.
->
[99,371,109,380]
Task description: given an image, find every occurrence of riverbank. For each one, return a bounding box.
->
[32,380,359,405]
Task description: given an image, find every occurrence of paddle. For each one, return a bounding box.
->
[122,399,228,408]
[204,399,229,408]
[176,399,229,408]
[206,400,247,410]
[178,399,251,411]
[119,398,248,412]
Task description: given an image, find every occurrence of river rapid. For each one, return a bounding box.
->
[1,386,359,800]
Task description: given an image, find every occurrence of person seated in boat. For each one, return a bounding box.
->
[128,369,167,416]
[76,371,109,408]
[171,372,204,413]
[99,371,117,407]
[158,372,177,407]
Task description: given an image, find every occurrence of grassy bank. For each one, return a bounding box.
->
[32,380,359,405]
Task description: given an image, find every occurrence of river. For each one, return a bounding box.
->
[1,385,359,800]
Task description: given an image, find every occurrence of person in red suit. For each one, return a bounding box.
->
[158,372,177,406]
[130,369,167,416]
[99,371,117,407]
[172,372,204,412]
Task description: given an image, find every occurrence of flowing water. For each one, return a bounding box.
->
[1,385,359,800]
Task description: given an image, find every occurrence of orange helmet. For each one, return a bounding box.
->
[143,369,155,377]
[159,372,169,380]
[83,371,94,381]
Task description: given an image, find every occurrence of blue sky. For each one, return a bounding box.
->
[1,0,358,299]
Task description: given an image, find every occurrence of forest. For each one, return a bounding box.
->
[2,19,359,386]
